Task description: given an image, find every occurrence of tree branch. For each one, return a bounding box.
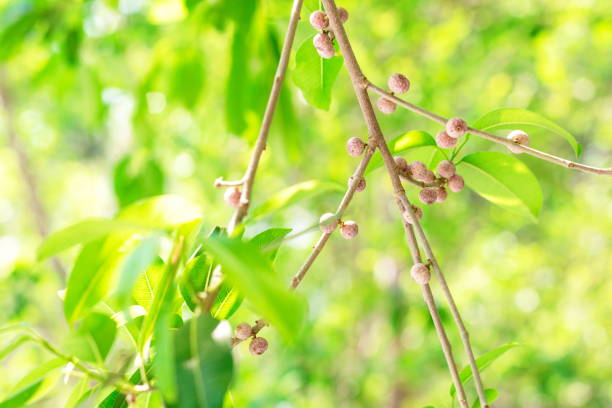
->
[227,0,305,232]
[367,82,612,177]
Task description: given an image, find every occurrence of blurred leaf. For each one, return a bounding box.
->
[0,335,31,361]
[457,152,542,219]
[249,180,343,221]
[170,49,205,108]
[0,358,63,408]
[205,235,307,341]
[117,235,161,307]
[366,130,437,174]
[472,108,581,156]
[118,195,202,230]
[113,154,165,208]
[293,34,343,110]
[65,377,89,408]
[37,218,141,261]
[164,314,233,408]
[471,389,499,408]
[179,254,212,311]
[64,313,117,363]
[249,227,292,261]
[133,263,164,310]
[450,342,520,396]
[153,281,179,403]
[210,285,242,320]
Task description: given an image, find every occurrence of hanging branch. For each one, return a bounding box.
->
[0,72,66,283]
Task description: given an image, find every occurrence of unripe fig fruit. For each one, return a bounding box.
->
[224,187,242,208]
[422,169,436,183]
[434,187,448,203]
[319,212,338,233]
[446,117,468,139]
[235,322,253,340]
[394,156,409,174]
[351,176,366,192]
[435,130,457,149]
[338,7,349,24]
[377,97,396,114]
[249,337,268,356]
[409,161,428,181]
[346,137,366,156]
[448,174,465,193]
[436,160,456,178]
[410,263,431,285]
[419,187,438,205]
[506,130,530,153]
[313,33,334,59]
[388,73,410,94]
[309,10,329,30]
[340,220,358,239]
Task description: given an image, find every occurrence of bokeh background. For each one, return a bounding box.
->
[1,0,612,406]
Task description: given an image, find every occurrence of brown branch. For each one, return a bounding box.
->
[227,0,305,232]
[0,72,66,283]
[367,82,612,177]
[321,1,474,406]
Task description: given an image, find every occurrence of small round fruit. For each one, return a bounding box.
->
[340,221,359,239]
[410,263,431,285]
[435,130,457,149]
[235,322,252,340]
[446,117,468,139]
[394,156,409,174]
[224,187,241,208]
[409,161,428,181]
[377,97,397,114]
[309,10,329,30]
[448,174,465,193]
[436,160,456,178]
[434,187,448,203]
[422,170,436,183]
[313,33,334,59]
[506,130,530,153]
[388,73,410,94]
[249,337,268,356]
[338,7,349,24]
[419,187,438,205]
[319,212,338,233]
[346,137,366,156]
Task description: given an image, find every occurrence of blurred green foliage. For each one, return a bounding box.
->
[1,0,611,407]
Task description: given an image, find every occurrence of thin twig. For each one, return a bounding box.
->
[0,72,66,283]
[367,82,612,177]
[321,1,472,406]
[228,0,305,233]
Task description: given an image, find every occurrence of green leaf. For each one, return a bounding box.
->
[249,228,292,261]
[64,313,117,363]
[0,358,64,407]
[457,152,543,219]
[164,315,233,408]
[179,254,213,312]
[37,218,143,261]
[0,335,32,361]
[450,342,520,396]
[153,281,179,403]
[211,284,242,320]
[366,130,437,175]
[118,195,202,230]
[0,380,43,408]
[249,180,343,221]
[113,154,166,208]
[117,235,161,307]
[133,263,165,310]
[472,108,581,156]
[170,49,205,108]
[293,35,343,110]
[205,236,307,341]
[471,389,499,408]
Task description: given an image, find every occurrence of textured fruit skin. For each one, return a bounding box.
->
[419,187,438,205]
[249,337,268,356]
[377,97,396,114]
[409,161,428,181]
[446,117,468,139]
[313,33,334,59]
[448,174,465,193]
[337,7,349,24]
[309,10,329,30]
[436,160,456,179]
[435,130,457,149]
[394,156,409,174]
[422,170,436,183]
[410,263,431,285]
[224,187,242,208]
[346,137,366,156]
[319,212,338,233]
[388,73,410,94]
[507,130,530,153]
[235,322,253,340]
[352,177,366,192]
[340,221,358,239]
[434,187,448,203]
